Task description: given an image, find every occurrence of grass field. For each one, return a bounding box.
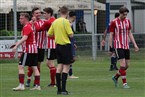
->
[0,50,145,97]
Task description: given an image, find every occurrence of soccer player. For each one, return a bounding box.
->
[101,13,120,71]
[109,6,139,88]
[68,11,79,79]
[12,13,40,91]
[26,7,47,87]
[33,7,57,87]
[48,6,74,95]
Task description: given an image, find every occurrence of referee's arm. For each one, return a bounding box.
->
[65,20,74,38]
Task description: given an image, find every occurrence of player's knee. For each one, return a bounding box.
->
[120,66,128,70]
[18,65,24,70]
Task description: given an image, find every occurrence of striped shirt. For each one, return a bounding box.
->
[110,18,131,49]
[45,17,56,49]
[22,23,37,53]
[35,17,56,49]
[35,20,47,49]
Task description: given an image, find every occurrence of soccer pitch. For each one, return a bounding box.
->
[0,50,144,97]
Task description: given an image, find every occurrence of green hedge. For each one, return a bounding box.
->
[0,30,21,36]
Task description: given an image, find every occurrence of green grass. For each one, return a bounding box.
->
[0,50,145,97]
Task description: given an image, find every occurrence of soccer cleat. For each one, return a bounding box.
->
[25,79,31,87]
[68,75,79,79]
[13,84,25,91]
[61,91,69,95]
[48,84,56,87]
[30,85,41,90]
[25,83,30,87]
[112,76,118,87]
[123,83,130,89]
[57,91,62,95]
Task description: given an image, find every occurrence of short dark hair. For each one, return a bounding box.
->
[59,6,68,14]
[119,6,129,14]
[43,7,53,16]
[32,7,40,14]
[69,11,76,17]
[114,12,119,18]
[20,13,30,20]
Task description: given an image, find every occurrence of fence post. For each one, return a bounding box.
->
[91,0,96,60]
[13,0,18,59]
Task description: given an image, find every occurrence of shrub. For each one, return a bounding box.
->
[0,30,21,36]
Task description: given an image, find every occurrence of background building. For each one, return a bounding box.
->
[0,0,106,34]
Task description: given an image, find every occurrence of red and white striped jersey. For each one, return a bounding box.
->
[46,17,56,49]
[35,20,47,49]
[110,18,131,49]
[35,17,56,49]
[46,37,56,49]
[22,23,37,53]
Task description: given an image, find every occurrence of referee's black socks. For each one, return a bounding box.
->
[62,72,68,92]
[56,73,61,92]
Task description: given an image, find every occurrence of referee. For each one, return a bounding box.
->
[48,6,73,95]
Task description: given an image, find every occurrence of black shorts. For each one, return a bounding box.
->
[19,53,38,66]
[38,48,45,62]
[115,48,130,60]
[56,44,73,65]
[46,49,57,60]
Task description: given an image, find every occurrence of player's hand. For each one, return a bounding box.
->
[30,17,36,24]
[10,44,16,49]
[11,45,17,52]
[134,45,139,52]
[101,39,105,46]
[32,17,36,22]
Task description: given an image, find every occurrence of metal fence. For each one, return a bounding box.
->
[0,33,145,59]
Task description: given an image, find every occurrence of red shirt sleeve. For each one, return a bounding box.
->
[23,25,32,36]
[36,18,55,32]
[109,21,116,33]
[40,21,50,31]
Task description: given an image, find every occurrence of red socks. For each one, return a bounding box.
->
[50,67,56,85]
[34,76,40,86]
[119,68,127,84]
[19,74,25,84]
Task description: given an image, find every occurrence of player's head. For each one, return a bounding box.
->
[43,7,53,19]
[69,11,76,23]
[119,6,129,20]
[59,6,69,17]
[19,13,30,25]
[114,13,119,18]
[31,7,41,20]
